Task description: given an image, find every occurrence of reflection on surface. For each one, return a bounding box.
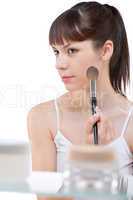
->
[0,171,132,199]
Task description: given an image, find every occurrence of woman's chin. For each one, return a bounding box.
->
[64,84,88,92]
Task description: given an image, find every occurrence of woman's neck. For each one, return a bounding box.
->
[60,78,121,112]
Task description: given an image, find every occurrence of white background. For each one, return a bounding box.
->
[0,0,133,141]
[0,0,133,199]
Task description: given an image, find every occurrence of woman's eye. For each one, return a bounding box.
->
[67,48,78,55]
[53,49,59,55]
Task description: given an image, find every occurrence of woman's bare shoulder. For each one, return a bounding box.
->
[27,100,56,138]
[29,100,55,115]
[28,99,57,121]
[118,95,133,114]
[128,99,133,126]
[123,99,133,150]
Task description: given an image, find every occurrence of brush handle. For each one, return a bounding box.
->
[91,97,98,144]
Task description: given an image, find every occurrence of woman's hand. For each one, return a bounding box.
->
[85,108,118,145]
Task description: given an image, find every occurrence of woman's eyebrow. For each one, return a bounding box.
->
[52,43,71,50]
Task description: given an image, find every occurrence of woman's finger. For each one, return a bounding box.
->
[98,113,117,144]
[86,113,100,132]
[85,113,100,144]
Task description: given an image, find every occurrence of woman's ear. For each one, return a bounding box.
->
[101,40,114,61]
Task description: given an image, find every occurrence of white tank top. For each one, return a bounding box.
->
[54,99,133,173]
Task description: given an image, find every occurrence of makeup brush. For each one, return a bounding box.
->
[86,66,99,144]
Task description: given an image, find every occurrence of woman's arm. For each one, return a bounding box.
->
[27,104,57,171]
[27,104,56,200]
[27,103,73,200]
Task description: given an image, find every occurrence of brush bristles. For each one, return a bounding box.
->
[86,66,99,80]
[68,145,117,163]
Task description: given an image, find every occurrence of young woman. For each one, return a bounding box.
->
[27,1,133,196]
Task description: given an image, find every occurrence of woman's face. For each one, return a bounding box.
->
[52,40,103,91]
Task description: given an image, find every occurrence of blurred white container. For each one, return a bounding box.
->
[0,139,31,183]
[63,145,119,194]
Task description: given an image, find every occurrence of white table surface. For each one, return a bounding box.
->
[0,171,132,198]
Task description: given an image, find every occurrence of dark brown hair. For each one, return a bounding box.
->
[49,1,130,96]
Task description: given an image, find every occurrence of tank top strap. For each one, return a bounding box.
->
[121,106,133,136]
[54,99,60,131]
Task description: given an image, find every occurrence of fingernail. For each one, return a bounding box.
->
[94,113,100,118]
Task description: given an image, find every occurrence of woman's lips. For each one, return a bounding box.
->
[62,75,75,83]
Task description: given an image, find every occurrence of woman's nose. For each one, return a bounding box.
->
[55,56,69,70]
